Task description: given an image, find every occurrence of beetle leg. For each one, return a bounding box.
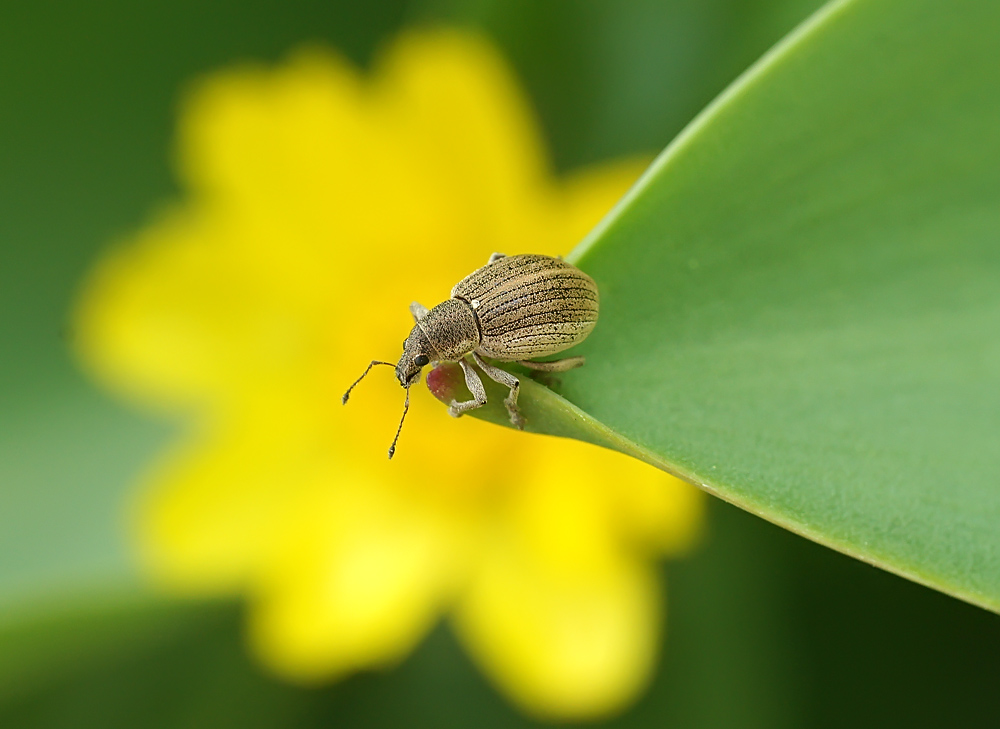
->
[487,252,506,264]
[409,301,430,322]
[517,356,585,373]
[472,352,524,430]
[448,358,488,418]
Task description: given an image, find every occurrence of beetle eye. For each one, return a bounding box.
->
[414,354,430,367]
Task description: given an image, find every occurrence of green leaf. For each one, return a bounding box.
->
[459,0,1000,611]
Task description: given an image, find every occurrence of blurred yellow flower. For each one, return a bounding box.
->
[74,29,705,720]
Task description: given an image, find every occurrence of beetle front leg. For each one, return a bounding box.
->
[472,352,524,430]
[449,358,488,418]
[409,301,429,322]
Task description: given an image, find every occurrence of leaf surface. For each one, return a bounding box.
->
[469,0,1000,610]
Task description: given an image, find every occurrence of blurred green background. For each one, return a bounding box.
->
[2,0,1000,726]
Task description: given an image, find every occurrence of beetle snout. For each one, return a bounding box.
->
[395,359,423,388]
[395,366,412,387]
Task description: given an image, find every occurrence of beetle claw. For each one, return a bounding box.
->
[508,409,526,430]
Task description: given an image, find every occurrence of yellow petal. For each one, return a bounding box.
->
[179,50,371,226]
[132,419,301,591]
[612,461,707,555]
[451,438,681,719]
[455,539,661,720]
[248,469,469,680]
[74,204,344,411]
[75,209,235,408]
[506,436,706,561]
[378,29,552,253]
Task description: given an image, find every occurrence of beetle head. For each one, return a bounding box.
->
[396,324,435,387]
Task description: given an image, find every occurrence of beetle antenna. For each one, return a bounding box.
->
[343,360,394,404]
[388,385,411,459]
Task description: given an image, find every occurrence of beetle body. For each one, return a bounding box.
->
[451,253,599,360]
[345,253,598,456]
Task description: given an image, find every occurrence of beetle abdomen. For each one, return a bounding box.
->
[451,254,599,361]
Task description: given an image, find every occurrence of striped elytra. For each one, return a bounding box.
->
[451,254,599,361]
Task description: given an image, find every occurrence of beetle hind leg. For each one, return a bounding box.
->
[472,353,524,430]
[517,356,585,373]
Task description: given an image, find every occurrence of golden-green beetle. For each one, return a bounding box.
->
[343,252,599,457]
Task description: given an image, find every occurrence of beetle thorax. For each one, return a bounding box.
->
[418,298,480,361]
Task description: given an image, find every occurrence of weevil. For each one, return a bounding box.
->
[343,252,599,457]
